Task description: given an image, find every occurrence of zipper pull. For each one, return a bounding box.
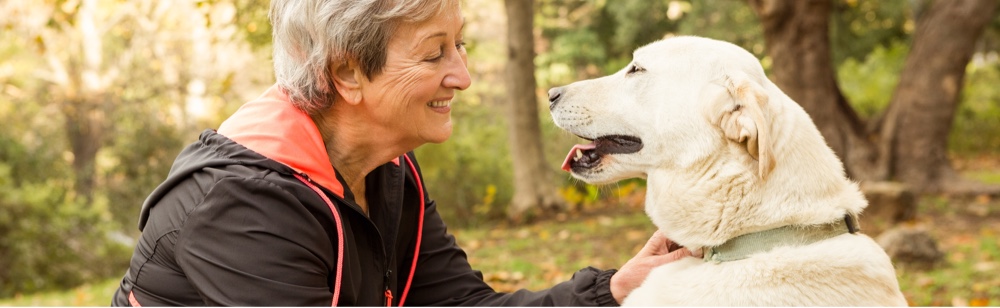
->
[384,270,393,307]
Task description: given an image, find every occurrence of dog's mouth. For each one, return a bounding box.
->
[561,135,643,172]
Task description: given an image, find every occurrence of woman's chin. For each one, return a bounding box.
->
[424,125,453,144]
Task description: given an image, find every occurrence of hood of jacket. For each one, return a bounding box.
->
[137,85,348,229]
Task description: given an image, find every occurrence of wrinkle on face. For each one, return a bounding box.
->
[356,2,467,145]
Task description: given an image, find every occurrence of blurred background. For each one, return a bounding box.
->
[1,0,998,306]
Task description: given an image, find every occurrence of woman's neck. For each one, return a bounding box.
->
[311,107,411,214]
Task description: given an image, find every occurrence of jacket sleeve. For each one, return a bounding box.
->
[175,177,334,306]
[401,155,620,306]
[403,200,620,306]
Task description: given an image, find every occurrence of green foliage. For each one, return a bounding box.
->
[830,0,912,66]
[678,0,765,59]
[537,0,680,86]
[102,106,187,231]
[950,59,1000,154]
[215,0,273,50]
[0,163,131,298]
[836,41,908,118]
[416,98,515,227]
[836,40,1000,154]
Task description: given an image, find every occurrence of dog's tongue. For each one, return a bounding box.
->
[562,143,597,171]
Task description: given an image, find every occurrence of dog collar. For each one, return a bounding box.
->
[702,214,861,263]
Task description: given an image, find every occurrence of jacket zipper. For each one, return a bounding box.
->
[300,162,406,306]
[321,176,396,306]
[352,198,394,307]
[384,269,393,307]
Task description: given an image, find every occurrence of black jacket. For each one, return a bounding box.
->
[112,86,619,306]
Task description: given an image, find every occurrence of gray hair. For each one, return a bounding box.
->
[269,0,457,115]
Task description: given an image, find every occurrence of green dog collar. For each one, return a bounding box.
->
[703,214,860,263]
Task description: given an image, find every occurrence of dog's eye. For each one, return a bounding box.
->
[627,64,645,75]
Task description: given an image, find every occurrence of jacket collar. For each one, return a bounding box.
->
[217,85,345,198]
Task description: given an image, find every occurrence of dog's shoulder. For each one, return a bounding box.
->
[624,235,907,306]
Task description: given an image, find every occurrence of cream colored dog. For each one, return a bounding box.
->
[549,36,907,306]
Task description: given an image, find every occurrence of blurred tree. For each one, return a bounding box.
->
[746,0,872,177]
[228,0,272,50]
[747,0,1000,192]
[14,0,121,205]
[0,163,131,297]
[879,0,1000,192]
[537,0,680,83]
[679,0,765,59]
[504,0,567,220]
[0,50,131,297]
[829,0,909,65]
[0,0,267,294]
[2,0,267,228]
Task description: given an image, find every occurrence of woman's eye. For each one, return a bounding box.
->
[427,40,466,62]
[627,64,645,75]
[426,49,445,62]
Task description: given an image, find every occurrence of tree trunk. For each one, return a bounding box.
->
[747,0,881,181]
[748,0,999,193]
[63,97,106,205]
[65,0,109,204]
[880,0,999,192]
[503,0,566,220]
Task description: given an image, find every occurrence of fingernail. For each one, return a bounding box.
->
[691,248,704,258]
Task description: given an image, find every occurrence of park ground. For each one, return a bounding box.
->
[1,155,998,307]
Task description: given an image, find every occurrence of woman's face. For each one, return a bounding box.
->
[359,3,471,145]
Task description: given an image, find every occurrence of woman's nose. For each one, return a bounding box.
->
[443,54,472,90]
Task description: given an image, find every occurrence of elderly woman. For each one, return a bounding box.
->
[112,0,691,306]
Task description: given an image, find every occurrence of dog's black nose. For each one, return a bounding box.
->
[548,87,564,110]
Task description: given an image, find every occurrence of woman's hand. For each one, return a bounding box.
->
[609,231,693,304]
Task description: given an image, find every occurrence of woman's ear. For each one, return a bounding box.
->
[331,61,365,105]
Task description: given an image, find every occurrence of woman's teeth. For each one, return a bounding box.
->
[428,100,451,107]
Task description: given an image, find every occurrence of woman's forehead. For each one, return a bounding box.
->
[393,12,464,49]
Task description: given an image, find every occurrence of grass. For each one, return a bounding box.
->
[965,170,1000,185]
[896,228,1000,306]
[452,206,656,291]
[0,279,118,306]
[0,205,656,307]
[459,199,1000,306]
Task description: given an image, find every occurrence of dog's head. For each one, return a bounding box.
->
[550,36,775,185]
[550,36,867,246]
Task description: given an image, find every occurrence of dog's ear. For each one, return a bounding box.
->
[718,72,775,179]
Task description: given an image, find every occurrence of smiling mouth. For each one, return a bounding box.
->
[428,100,451,108]
[561,135,643,172]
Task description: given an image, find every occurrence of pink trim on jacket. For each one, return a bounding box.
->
[214,85,426,306]
[295,174,345,306]
[397,155,425,306]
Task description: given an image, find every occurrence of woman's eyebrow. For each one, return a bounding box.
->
[415,20,466,47]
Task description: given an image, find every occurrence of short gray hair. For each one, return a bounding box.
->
[269,0,457,115]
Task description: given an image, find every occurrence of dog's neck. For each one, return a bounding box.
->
[645,96,867,249]
[645,163,764,248]
[701,213,860,262]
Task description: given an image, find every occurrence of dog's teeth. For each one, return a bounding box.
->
[575,149,584,161]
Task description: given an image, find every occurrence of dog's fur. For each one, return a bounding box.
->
[549,36,907,306]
